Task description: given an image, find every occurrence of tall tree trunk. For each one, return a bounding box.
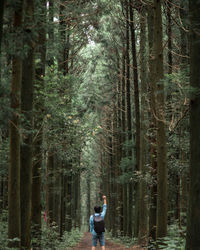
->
[60,165,65,237]
[138,7,148,246]
[147,3,157,241]
[46,150,54,226]
[112,101,118,237]
[66,170,72,231]
[32,1,46,247]
[121,45,127,236]
[167,1,172,75]
[179,0,189,228]
[48,0,54,66]
[126,1,133,237]
[117,58,123,234]
[20,0,34,248]
[185,1,200,249]
[8,1,24,247]
[53,154,61,229]
[87,175,91,232]
[129,0,140,237]
[153,0,168,240]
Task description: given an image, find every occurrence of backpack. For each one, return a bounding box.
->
[93,214,105,234]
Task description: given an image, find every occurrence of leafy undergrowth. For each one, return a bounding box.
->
[57,229,83,250]
[0,210,9,249]
[0,211,82,250]
[153,224,186,250]
[106,231,137,248]
[106,223,186,250]
[41,222,83,250]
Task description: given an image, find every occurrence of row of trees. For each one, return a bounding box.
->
[85,0,185,243]
[80,0,199,249]
[0,0,102,248]
[0,0,200,249]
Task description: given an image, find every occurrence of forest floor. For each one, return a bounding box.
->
[70,232,146,250]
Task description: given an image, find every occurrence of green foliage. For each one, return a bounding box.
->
[0,137,8,175]
[40,222,60,249]
[0,210,8,249]
[39,221,82,250]
[0,211,20,249]
[56,228,83,250]
[153,224,186,249]
[106,231,137,248]
[0,74,11,131]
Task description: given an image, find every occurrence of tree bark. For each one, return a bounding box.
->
[186,1,200,249]
[32,0,46,247]
[147,3,157,241]
[46,150,54,226]
[138,7,148,246]
[129,0,140,237]
[153,0,168,240]
[126,1,133,237]
[20,0,34,248]
[121,44,127,236]
[8,1,24,247]
[53,154,61,229]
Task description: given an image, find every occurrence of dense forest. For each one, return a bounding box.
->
[0,0,200,249]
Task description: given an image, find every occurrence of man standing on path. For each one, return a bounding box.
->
[90,195,107,250]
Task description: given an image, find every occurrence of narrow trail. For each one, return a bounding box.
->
[71,232,146,250]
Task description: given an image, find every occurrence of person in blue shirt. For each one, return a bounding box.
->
[90,195,107,250]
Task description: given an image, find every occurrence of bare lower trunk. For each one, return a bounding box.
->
[129,0,140,237]
[186,1,200,248]
[32,1,46,247]
[153,0,168,239]
[138,7,148,246]
[20,1,35,248]
[8,1,23,247]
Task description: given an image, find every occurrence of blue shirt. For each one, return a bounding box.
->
[90,204,107,235]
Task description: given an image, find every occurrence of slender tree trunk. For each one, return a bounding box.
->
[129,0,140,237]
[46,150,54,225]
[32,1,46,247]
[53,155,61,229]
[179,0,189,228]
[87,175,91,232]
[112,102,118,237]
[66,170,72,231]
[167,1,172,75]
[8,1,24,247]
[48,0,54,66]
[117,59,123,234]
[3,175,8,209]
[60,165,64,237]
[20,1,34,248]
[185,1,200,249]
[121,45,127,236]
[147,3,157,241]
[153,0,168,240]
[126,1,133,237]
[138,7,148,246]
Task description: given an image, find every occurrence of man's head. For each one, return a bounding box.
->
[94,205,102,213]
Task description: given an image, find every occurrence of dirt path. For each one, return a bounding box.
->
[71,232,145,250]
